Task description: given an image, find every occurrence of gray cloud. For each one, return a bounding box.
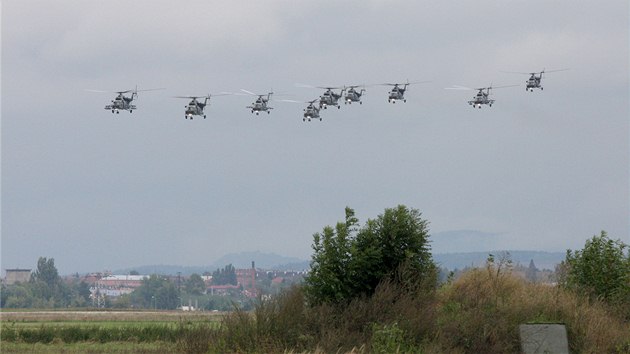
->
[2,0,628,274]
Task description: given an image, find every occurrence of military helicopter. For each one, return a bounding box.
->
[87,86,163,114]
[344,85,366,105]
[446,84,519,108]
[502,68,569,92]
[240,89,274,115]
[318,86,345,109]
[174,93,232,120]
[302,99,322,122]
[295,84,345,109]
[382,81,429,103]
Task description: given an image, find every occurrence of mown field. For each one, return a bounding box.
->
[0,310,223,353]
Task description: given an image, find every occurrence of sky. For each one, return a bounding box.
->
[2,0,628,275]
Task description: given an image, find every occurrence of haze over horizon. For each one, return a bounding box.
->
[2,1,628,275]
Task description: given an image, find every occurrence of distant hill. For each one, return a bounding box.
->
[431,230,503,253]
[114,250,565,276]
[434,251,565,271]
[114,251,308,275]
[212,251,305,270]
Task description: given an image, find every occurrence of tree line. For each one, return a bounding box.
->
[2,206,628,316]
[1,260,242,310]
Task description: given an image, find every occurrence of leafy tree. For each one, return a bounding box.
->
[212,264,237,285]
[29,257,69,307]
[525,259,537,282]
[2,283,36,308]
[305,205,436,305]
[185,273,207,295]
[352,205,435,295]
[31,257,60,287]
[305,207,357,304]
[560,231,630,304]
[131,274,178,309]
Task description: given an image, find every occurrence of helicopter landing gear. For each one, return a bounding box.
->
[360,101,362,105]
[204,115,207,119]
[256,112,259,115]
[337,105,340,109]
[112,110,115,113]
[130,110,132,113]
[116,110,120,114]
[319,118,322,121]
[404,99,406,103]
[267,111,270,114]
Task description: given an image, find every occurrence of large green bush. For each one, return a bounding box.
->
[559,231,630,310]
[304,205,437,305]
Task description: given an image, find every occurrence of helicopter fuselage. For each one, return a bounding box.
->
[526,74,543,91]
[303,103,321,121]
[388,86,407,103]
[344,88,364,104]
[105,94,136,113]
[468,90,494,108]
[319,90,342,109]
[185,99,208,119]
[247,96,272,115]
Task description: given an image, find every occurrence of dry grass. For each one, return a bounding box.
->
[435,267,630,353]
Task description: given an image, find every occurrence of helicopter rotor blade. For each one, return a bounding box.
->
[135,87,166,92]
[240,89,258,96]
[85,89,114,93]
[277,99,302,103]
[445,85,474,90]
[500,70,532,75]
[489,84,520,89]
[542,68,570,73]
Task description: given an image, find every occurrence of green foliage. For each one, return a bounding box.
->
[371,322,419,354]
[220,286,309,353]
[0,257,97,309]
[131,274,179,309]
[304,207,356,305]
[28,257,71,307]
[305,205,436,305]
[185,273,206,295]
[212,264,238,285]
[1,323,183,344]
[560,231,630,305]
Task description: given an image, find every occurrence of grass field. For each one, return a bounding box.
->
[0,310,223,353]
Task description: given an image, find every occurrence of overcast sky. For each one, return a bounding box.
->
[2,0,628,274]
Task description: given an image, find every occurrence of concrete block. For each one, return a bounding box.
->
[519,323,569,354]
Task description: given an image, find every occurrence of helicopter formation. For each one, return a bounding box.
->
[88,69,566,121]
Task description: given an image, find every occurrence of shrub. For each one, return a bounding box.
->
[305,206,436,306]
[559,231,630,317]
[435,262,630,354]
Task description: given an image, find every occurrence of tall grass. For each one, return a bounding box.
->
[435,265,630,353]
[207,266,629,353]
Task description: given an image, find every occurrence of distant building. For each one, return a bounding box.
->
[235,261,257,297]
[90,274,147,298]
[207,284,240,296]
[4,269,31,285]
